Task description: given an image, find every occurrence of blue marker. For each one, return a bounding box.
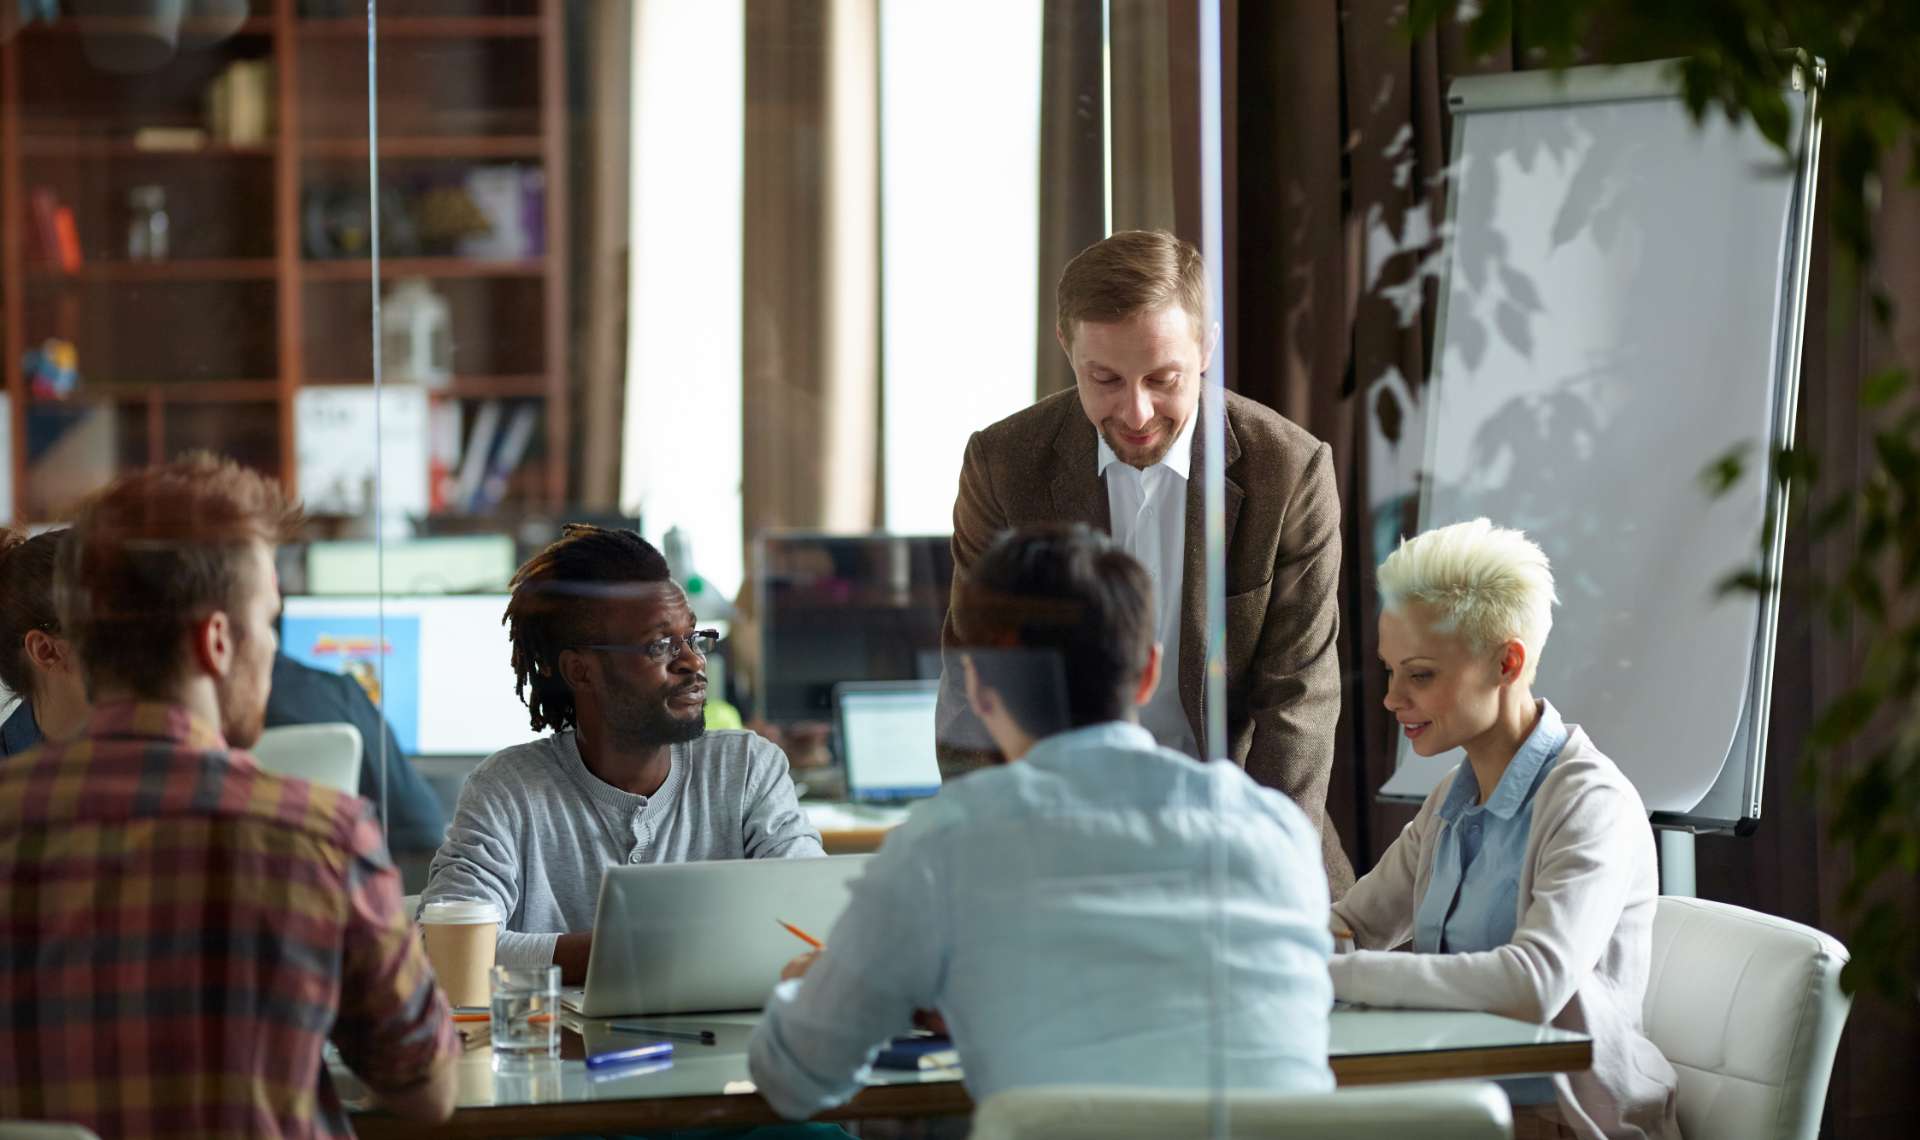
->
[584,1040,674,1071]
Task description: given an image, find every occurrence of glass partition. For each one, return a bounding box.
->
[0,1,1270,1131]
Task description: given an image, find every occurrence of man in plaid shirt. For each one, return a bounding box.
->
[0,456,458,1137]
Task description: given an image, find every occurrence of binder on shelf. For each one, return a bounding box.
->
[449,400,502,514]
[471,404,539,515]
[52,208,83,272]
[29,188,80,271]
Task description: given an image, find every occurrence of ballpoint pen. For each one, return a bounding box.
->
[585,1040,674,1070]
[609,1023,717,1044]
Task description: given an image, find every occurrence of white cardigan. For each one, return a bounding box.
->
[1330,726,1680,1140]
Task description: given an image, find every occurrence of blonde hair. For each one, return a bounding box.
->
[1056,230,1207,344]
[1376,518,1557,684]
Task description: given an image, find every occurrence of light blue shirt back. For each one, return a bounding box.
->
[748,722,1335,1119]
[1413,699,1568,956]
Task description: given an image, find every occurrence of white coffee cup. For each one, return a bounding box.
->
[418,898,504,1008]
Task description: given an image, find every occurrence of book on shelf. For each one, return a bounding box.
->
[132,126,209,152]
[29,188,82,272]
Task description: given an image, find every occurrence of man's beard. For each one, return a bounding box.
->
[1099,417,1180,469]
[608,677,708,747]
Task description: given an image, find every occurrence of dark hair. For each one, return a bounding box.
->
[0,528,64,699]
[56,453,302,700]
[506,524,672,733]
[951,524,1155,736]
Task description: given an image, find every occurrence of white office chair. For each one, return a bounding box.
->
[251,722,363,796]
[967,1081,1512,1140]
[0,1124,103,1140]
[1642,896,1852,1140]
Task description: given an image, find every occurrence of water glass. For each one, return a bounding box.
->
[490,964,561,1063]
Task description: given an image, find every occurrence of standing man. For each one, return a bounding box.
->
[938,229,1353,891]
[0,455,457,1136]
[422,525,823,983]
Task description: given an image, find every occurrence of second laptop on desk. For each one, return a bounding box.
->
[563,854,873,1019]
[834,679,942,802]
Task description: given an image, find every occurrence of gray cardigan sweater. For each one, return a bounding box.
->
[422,728,824,967]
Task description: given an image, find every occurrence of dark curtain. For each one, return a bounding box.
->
[1208,4,1919,1135]
[1036,2,1106,398]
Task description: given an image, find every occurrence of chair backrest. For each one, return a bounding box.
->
[1642,896,1852,1140]
[251,722,363,796]
[967,1081,1512,1140]
[0,1124,104,1140]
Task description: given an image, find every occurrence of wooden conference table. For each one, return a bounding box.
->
[343,1007,1592,1138]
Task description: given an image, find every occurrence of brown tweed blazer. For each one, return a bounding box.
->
[935,388,1355,893]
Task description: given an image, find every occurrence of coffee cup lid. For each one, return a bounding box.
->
[418,898,504,924]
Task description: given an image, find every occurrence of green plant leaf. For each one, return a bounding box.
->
[1403,0,1456,38]
[1862,368,1911,408]
[1809,686,1883,750]
[1715,567,1771,597]
[1465,0,1515,60]
[1700,444,1751,497]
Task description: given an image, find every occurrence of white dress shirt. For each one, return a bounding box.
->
[1097,411,1199,756]
[747,721,1335,1119]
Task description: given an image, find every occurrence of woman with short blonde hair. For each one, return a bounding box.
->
[1332,519,1678,1140]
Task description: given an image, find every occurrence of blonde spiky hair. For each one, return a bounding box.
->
[1376,518,1557,684]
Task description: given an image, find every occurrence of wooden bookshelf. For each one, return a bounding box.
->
[0,0,570,521]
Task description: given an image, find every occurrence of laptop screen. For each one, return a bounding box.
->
[836,682,941,802]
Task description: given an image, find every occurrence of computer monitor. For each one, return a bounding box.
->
[755,532,953,722]
[279,594,529,757]
[833,680,942,802]
[305,535,518,596]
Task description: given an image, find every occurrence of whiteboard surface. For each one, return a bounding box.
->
[1382,88,1802,814]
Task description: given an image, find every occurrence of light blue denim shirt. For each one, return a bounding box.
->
[748,721,1335,1120]
[1413,699,1568,956]
[1412,699,1568,1108]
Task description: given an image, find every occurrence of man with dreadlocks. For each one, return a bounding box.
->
[421,525,823,982]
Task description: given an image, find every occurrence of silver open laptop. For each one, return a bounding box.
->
[562,854,872,1018]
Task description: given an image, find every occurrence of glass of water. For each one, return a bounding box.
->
[490,964,561,1064]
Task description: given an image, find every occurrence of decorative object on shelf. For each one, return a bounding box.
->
[71,0,253,73]
[23,340,80,401]
[71,0,185,74]
[177,0,249,50]
[411,183,494,255]
[380,278,453,389]
[205,58,273,145]
[457,166,546,260]
[301,182,419,259]
[126,185,171,261]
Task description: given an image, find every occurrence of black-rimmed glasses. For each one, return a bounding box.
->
[577,629,721,664]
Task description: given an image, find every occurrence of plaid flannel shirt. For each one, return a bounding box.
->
[0,702,457,1138]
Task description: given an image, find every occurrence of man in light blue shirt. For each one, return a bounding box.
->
[747,524,1334,1120]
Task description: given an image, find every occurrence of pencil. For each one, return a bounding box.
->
[775,917,823,949]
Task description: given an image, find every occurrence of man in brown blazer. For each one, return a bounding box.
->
[936,230,1354,892]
